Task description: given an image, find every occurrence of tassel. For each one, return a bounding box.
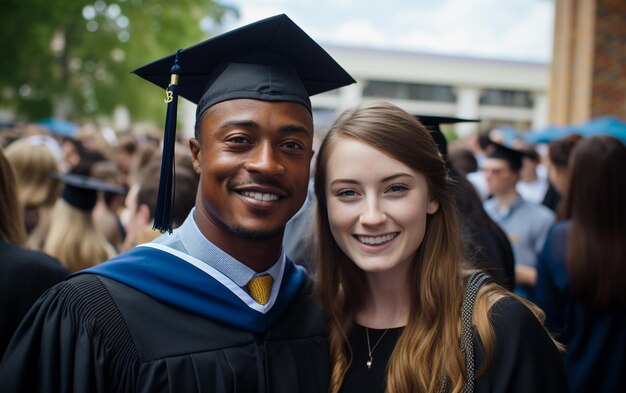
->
[153,50,182,233]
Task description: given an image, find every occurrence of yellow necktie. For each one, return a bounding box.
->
[246,274,274,305]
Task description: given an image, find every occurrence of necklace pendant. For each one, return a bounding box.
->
[366,358,373,369]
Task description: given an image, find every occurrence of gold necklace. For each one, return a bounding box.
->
[365,327,390,369]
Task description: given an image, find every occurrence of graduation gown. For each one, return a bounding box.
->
[0,245,329,392]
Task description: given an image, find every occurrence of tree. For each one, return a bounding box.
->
[0,0,236,125]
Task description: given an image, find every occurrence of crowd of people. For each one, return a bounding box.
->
[0,13,624,393]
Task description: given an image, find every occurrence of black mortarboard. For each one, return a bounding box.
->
[486,141,525,171]
[52,173,127,212]
[416,115,479,158]
[133,13,355,233]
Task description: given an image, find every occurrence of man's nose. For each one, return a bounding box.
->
[243,141,285,177]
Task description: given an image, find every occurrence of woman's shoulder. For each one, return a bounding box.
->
[474,285,549,340]
[488,296,538,327]
[473,295,568,392]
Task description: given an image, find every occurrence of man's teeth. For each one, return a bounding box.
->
[358,234,396,245]
[241,191,279,201]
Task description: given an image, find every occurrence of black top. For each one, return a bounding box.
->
[0,273,329,393]
[340,297,568,393]
[0,240,69,359]
[340,325,404,393]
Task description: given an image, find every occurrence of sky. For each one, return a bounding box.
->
[219,0,555,63]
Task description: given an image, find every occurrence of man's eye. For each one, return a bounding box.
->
[227,136,250,144]
[281,141,304,150]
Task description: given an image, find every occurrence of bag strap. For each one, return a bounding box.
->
[439,271,490,393]
[460,271,489,393]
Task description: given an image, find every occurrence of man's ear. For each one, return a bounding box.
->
[189,138,201,175]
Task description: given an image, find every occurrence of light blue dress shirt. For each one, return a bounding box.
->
[484,196,555,268]
[152,208,283,288]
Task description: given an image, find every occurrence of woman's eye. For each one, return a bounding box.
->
[336,189,358,198]
[386,184,408,194]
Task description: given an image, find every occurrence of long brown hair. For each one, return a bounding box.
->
[0,148,27,246]
[564,135,626,309]
[314,102,499,393]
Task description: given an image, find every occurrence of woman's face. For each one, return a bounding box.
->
[324,137,439,276]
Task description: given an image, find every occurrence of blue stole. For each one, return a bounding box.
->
[76,245,307,333]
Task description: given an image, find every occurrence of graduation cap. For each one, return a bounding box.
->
[486,141,525,171]
[133,13,355,233]
[52,173,127,212]
[415,115,479,158]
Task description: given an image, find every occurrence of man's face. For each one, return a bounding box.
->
[190,99,314,243]
[483,158,518,196]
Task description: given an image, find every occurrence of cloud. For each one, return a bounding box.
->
[223,0,554,62]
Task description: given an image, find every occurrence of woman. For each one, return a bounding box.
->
[43,172,126,272]
[4,139,62,249]
[535,135,626,393]
[0,148,68,358]
[314,102,566,393]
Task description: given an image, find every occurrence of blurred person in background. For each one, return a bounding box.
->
[448,146,479,176]
[516,146,549,205]
[42,172,126,272]
[60,137,83,172]
[91,160,129,252]
[113,133,140,184]
[535,135,626,393]
[482,142,555,298]
[121,159,198,251]
[544,134,583,217]
[4,139,62,250]
[0,149,69,359]
[466,133,494,200]
[421,116,515,290]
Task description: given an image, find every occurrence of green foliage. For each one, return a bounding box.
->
[0,0,237,125]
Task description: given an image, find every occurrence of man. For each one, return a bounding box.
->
[0,14,354,392]
[516,146,549,205]
[120,159,198,250]
[482,142,555,298]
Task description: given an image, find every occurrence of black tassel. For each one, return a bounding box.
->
[153,50,182,233]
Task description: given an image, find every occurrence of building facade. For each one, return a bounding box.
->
[311,45,549,138]
[179,44,550,139]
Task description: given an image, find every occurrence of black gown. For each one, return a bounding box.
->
[340,297,568,393]
[0,240,69,359]
[0,247,329,393]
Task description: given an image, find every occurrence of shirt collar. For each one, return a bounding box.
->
[178,208,284,287]
[486,195,524,221]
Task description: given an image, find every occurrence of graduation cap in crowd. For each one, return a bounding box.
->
[52,173,127,212]
[133,13,355,233]
[416,115,480,158]
[486,141,526,171]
